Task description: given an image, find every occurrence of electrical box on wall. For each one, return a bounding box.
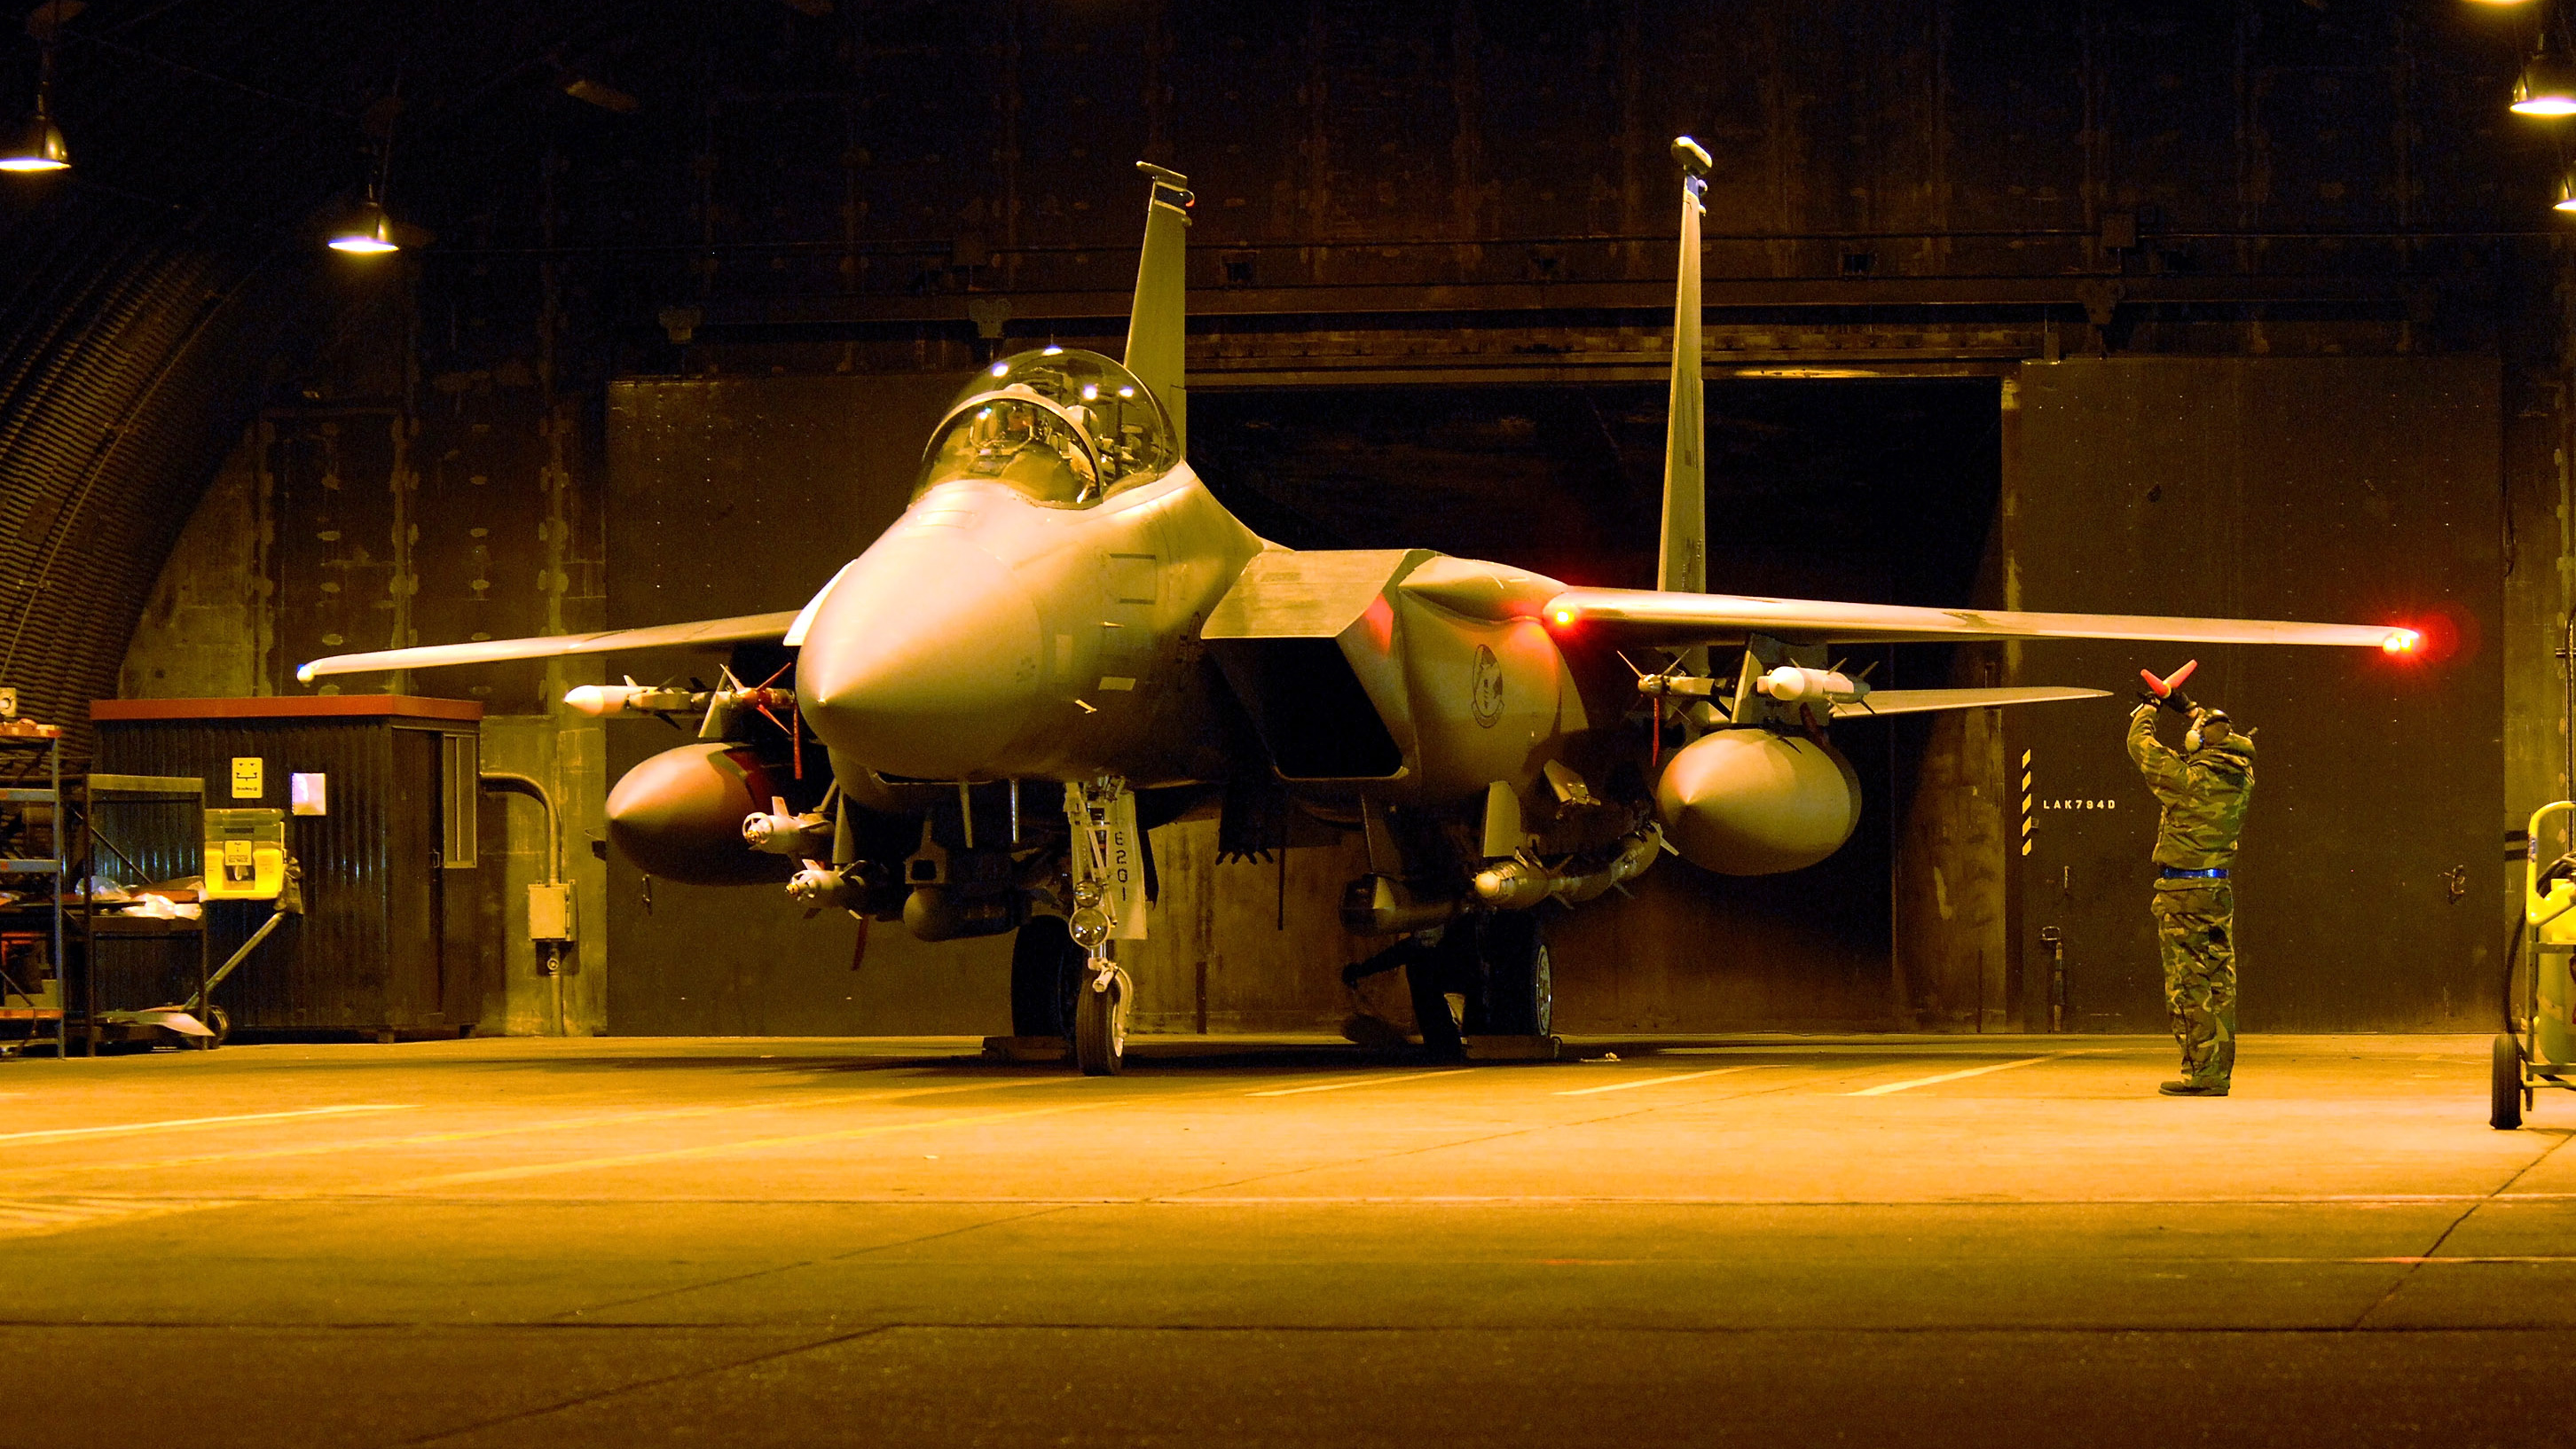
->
[527,882,574,943]
[203,808,287,900]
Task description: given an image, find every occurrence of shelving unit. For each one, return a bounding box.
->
[68,774,209,1053]
[0,717,67,1055]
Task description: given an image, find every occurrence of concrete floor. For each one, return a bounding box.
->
[0,1033,2564,1446]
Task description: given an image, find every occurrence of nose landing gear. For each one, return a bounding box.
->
[1074,954,1130,1076]
[1004,915,1131,1075]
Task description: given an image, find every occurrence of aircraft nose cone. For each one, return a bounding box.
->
[800,530,1044,779]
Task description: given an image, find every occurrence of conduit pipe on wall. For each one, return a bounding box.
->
[481,770,568,1036]
[478,771,561,884]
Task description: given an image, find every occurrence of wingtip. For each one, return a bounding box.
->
[294,663,318,685]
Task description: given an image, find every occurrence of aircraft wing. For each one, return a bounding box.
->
[1543,587,2416,653]
[295,611,802,684]
[1830,686,2109,719]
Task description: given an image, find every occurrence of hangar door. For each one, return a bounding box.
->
[2006,357,2501,1034]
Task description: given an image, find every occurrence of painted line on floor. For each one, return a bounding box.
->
[1246,1069,1473,1098]
[2263,1256,2576,1265]
[0,1104,415,1146]
[1556,1066,1761,1097]
[0,1195,243,1239]
[0,1078,1072,1183]
[390,1098,1119,1190]
[226,1191,2575,1208]
[1848,1051,2093,1096]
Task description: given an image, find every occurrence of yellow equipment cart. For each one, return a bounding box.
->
[2498,800,2576,1129]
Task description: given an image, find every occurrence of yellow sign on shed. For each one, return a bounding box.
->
[230,756,263,800]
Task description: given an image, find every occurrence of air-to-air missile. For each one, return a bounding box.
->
[301,142,2420,1076]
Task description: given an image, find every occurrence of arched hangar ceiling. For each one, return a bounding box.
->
[0,0,660,748]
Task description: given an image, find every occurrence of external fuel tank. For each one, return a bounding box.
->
[1653,729,1862,875]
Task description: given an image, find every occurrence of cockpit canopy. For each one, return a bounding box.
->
[912,348,1177,508]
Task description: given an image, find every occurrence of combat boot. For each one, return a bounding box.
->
[2157,1077,2229,1097]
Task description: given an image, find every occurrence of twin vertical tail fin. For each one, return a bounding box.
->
[1656,138,1713,690]
[1125,161,1195,454]
[1658,137,1709,598]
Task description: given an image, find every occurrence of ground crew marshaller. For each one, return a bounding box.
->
[2128,668,2256,1097]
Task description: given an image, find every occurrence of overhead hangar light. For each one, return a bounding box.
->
[2513,52,2576,115]
[327,198,400,255]
[562,75,640,114]
[0,108,68,172]
[2556,172,2576,213]
[2,0,73,176]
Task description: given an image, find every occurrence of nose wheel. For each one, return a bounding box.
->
[1073,957,1128,1076]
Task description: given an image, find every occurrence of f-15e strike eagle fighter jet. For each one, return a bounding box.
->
[302,142,2419,1074]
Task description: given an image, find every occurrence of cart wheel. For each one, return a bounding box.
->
[2493,1033,2525,1131]
[201,1006,229,1049]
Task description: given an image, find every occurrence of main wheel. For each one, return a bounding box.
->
[1073,967,1127,1077]
[1407,945,1465,1061]
[2492,1033,2525,1131]
[1009,917,1085,1039]
[1475,912,1552,1038]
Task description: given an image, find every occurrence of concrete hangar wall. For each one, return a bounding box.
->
[110,1,2534,1038]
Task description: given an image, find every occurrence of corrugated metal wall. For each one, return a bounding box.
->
[0,211,305,762]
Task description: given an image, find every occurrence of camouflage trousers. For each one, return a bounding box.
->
[2152,881,2237,1085]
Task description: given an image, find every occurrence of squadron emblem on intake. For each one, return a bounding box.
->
[1471,644,1504,727]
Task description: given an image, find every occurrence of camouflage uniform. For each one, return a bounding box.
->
[2127,702,2256,1089]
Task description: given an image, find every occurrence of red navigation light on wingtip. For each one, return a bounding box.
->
[2372,607,2470,669]
[1549,605,1579,629]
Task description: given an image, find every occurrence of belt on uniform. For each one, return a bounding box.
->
[2158,866,2228,880]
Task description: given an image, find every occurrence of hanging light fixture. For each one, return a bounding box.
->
[0,104,67,172]
[2515,43,2576,115]
[2556,170,2576,212]
[327,192,399,255]
[328,88,408,256]
[0,2,75,173]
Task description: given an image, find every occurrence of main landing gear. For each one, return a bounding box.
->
[1009,915,1084,1041]
[1405,912,1552,1061]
